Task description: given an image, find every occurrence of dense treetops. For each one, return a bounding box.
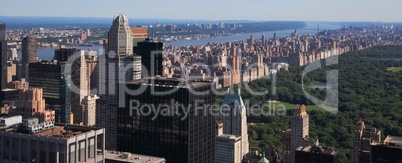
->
[218,45,402,162]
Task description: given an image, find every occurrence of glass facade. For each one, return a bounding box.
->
[117,79,216,163]
[137,41,163,77]
[28,62,71,123]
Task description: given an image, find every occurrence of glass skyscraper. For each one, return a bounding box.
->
[117,78,216,163]
[28,62,71,123]
[0,23,7,93]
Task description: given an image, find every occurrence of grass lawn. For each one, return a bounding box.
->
[387,67,402,72]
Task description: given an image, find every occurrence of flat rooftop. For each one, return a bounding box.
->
[19,124,102,139]
[105,150,165,163]
[383,135,402,148]
[296,145,338,156]
[384,135,402,144]
[216,134,241,142]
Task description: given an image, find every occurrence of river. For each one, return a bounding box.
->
[18,23,341,60]
[162,23,341,47]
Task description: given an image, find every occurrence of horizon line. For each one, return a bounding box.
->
[1,16,402,24]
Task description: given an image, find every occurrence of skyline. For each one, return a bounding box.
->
[1,0,402,22]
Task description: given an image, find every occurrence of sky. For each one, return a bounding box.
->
[1,0,402,22]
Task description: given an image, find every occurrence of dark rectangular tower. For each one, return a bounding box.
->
[118,78,216,163]
[136,39,163,77]
[28,62,71,123]
[0,23,7,91]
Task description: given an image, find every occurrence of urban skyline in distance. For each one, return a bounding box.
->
[1,0,402,22]
[1,1,402,162]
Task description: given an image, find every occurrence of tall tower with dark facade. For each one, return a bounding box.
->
[117,78,216,163]
[137,39,163,77]
[21,36,37,79]
[96,13,133,150]
[28,61,71,124]
[54,47,84,125]
[0,23,7,92]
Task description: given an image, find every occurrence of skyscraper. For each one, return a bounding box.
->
[137,39,163,77]
[351,120,381,163]
[117,78,216,163]
[282,129,292,163]
[0,23,7,92]
[21,36,37,79]
[54,47,85,125]
[96,13,133,150]
[54,47,80,63]
[28,61,71,124]
[290,105,318,163]
[221,90,249,161]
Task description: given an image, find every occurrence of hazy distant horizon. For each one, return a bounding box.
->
[1,16,402,24]
[0,15,402,23]
[1,0,402,22]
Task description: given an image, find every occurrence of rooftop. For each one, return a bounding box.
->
[296,145,338,156]
[216,134,241,142]
[382,135,402,148]
[8,123,103,139]
[126,77,212,88]
[113,14,129,23]
[105,150,165,163]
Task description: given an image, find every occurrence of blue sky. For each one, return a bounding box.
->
[1,0,401,22]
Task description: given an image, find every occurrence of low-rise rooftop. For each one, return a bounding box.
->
[296,145,338,156]
[382,135,402,148]
[105,150,165,163]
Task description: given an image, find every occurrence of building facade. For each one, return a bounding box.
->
[0,23,7,95]
[289,105,318,163]
[21,36,37,79]
[221,91,249,161]
[216,134,241,163]
[371,135,402,162]
[137,39,163,77]
[351,120,381,163]
[96,13,133,150]
[0,122,105,163]
[82,94,99,126]
[9,87,55,122]
[117,78,216,163]
[28,62,71,124]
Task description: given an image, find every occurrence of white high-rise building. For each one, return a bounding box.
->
[221,90,249,161]
[82,94,99,126]
[96,13,133,150]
